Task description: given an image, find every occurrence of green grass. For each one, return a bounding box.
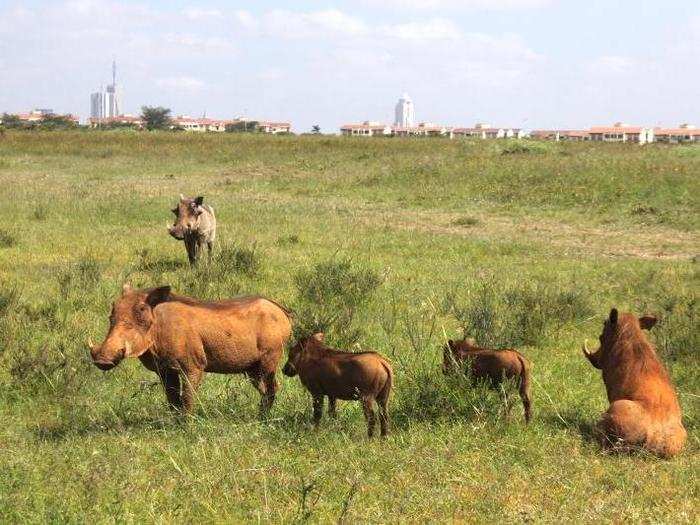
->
[0,131,698,523]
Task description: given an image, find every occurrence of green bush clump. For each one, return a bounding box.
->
[293,258,383,346]
[444,276,593,347]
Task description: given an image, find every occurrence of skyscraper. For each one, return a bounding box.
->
[394,93,415,128]
[90,91,104,119]
[90,60,121,120]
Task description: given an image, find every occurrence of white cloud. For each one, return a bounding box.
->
[380,18,462,40]
[262,9,369,38]
[164,34,235,54]
[183,7,222,20]
[588,55,637,74]
[363,0,552,10]
[234,10,259,31]
[156,76,206,92]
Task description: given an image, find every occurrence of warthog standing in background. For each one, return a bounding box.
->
[168,194,216,265]
[283,333,393,438]
[89,284,293,415]
[583,309,686,458]
[443,337,532,423]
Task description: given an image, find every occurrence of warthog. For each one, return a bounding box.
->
[582,309,686,458]
[88,284,292,415]
[168,194,216,265]
[282,333,393,438]
[443,337,532,423]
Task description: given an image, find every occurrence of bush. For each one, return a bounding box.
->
[57,257,102,300]
[293,258,383,346]
[444,275,593,347]
[500,141,549,155]
[0,229,17,248]
[651,293,697,360]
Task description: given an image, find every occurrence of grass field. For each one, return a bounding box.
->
[0,131,698,523]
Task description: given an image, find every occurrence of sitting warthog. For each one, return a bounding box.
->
[168,194,216,265]
[443,337,532,423]
[88,284,292,415]
[282,333,393,438]
[582,309,686,458]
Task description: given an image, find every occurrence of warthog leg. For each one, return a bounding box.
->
[181,368,203,414]
[377,397,390,437]
[158,369,182,411]
[312,395,324,427]
[328,397,338,418]
[248,369,278,417]
[362,397,377,438]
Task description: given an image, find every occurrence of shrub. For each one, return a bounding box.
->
[293,258,382,346]
[0,229,17,248]
[57,257,102,299]
[651,293,697,360]
[452,216,480,227]
[444,275,593,347]
[500,141,549,155]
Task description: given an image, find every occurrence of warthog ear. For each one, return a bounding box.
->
[194,196,204,206]
[146,286,171,308]
[179,194,186,202]
[122,283,133,294]
[639,315,657,330]
[608,308,618,325]
[312,332,325,343]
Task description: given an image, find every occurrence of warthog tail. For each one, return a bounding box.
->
[378,358,393,402]
[263,297,295,321]
[516,354,532,423]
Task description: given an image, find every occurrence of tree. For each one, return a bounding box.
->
[225,120,259,133]
[40,113,78,130]
[140,106,172,130]
[1,113,24,129]
[311,124,321,134]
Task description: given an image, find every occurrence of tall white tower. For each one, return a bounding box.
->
[394,93,415,127]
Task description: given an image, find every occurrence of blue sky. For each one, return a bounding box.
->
[1,0,698,131]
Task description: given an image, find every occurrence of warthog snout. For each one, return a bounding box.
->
[88,338,126,371]
[167,224,185,240]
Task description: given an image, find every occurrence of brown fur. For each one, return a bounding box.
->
[443,337,532,423]
[89,284,292,415]
[583,309,686,458]
[282,333,393,438]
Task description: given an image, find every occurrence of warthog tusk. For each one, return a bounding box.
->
[87,337,96,351]
[582,339,591,356]
[124,340,132,356]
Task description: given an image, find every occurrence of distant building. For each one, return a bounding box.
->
[589,123,654,144]
[90,92,104,119]
[88,115,143,128]
[654,124,700,143]
[257,121,292,134]
[0,110,79,126]
[340,121,392,137]
[394,93,415,128]
[393,122,453,138]
[530,130,590,141]
[90,60,121,120]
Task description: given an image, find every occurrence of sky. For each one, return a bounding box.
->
[0,0,698,132]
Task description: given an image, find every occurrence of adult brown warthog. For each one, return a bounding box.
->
[282,333,393,438]
[443,337,532,423]
[88,284,292,415]
[582,308,686,458]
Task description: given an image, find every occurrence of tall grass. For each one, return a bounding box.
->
[0,132,697,523]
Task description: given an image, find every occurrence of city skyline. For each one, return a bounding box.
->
[1,1,698,132]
